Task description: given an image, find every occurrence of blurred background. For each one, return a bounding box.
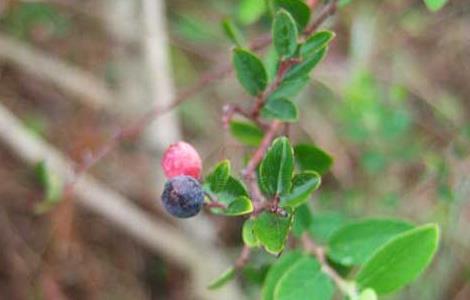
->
[0,0,469,299]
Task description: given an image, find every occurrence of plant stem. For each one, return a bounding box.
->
[301,233,359,300]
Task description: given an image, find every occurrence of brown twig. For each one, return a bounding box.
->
[304,0,339,37]
[235,245,251,270]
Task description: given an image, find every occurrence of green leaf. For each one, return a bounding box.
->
[423,0,448,12]
[34,161,62,203]
[274,256,334,300]
[280,171,321,209]
[272,9,298,58]
[238,0,267,24]
[294,144,333,174]
[222,18,245,47]
[328,219,414,266]
[229,120,264,147]
[223,196,253,216]
[292,204,313,237]
[243,218,260,247]
[253,211,293,255]
[208,267,236,290]
[356,224,440,294]
[269,76,310,99]
[273,0,310,30]
[259,137,295,197]
[261,97,299,122]
[205,160,231,193]
[217,176,249,205]
[262,250,304,300]
[359,289,378,300]
[300,31,335,57]
[284,47,327,81]
[233,48,268,96]
[308,212,348,244]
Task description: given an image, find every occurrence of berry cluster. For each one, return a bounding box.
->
[160,142,204,218]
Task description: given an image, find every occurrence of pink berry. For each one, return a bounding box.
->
[161,141,202,179]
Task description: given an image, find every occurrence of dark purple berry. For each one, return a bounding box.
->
[161,175,204,218]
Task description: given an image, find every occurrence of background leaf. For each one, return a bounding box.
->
[229,120,264,147]
[261,97,299,122]
[294,144,333,174]
[253,211,293,255]
[356,224,440,294]
[423,0,448,12]
[273,256,334,300]
[238,0,267,24]
[262,250,303,300]
[208,267,236,290]
[259,137,295,197]
[233,48,268,96]
[272,9,298,57]
[222,18,245,47]
[328,219,414,266]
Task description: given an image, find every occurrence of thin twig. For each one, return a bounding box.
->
[301,233,359,299]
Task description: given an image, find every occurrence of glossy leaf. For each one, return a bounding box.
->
[205,160,231,193]
[222,19,245,47]
[273,0,310,30]
[284,47,327,81]
[229,120,264,147]
[208,267,236,290]
[217,176,249,205]
[223,196,253,216]
[300,31,335,57]
[423,0,448,12]
[233,48,268,96]
[261,97,299,122]
[272,9,298,57]
[259,137,295,197]
[328,219,414,266]
[280,171,321,208]
[294,144,333,174]
[274,256,334,300]
[356,224,440,294]
[242,218,260,247]
[262,250,303,300]
[253,211,293,255]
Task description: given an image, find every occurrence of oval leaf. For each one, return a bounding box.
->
[229,120,264,147]
[273,0,310,30]
[223,196,253,216]
[284,46,327,81]
[259,137,295,197]
[243,218,260,247]
[269,75,310,99]
[262,250,304,300]
[208,267,236,290]
[359,289,378,300]
[205,160,231,193]
[423,0,448,12]
[294,144,333,174]
[261,97,299,122]
[253,211,293,255]
[272,9,298,57]
[233,48,268,96]
[328,219,414,266]
[280,171,321,208]
[273,256,334,300]
[356,224,440,294]
[300,31,335,58]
